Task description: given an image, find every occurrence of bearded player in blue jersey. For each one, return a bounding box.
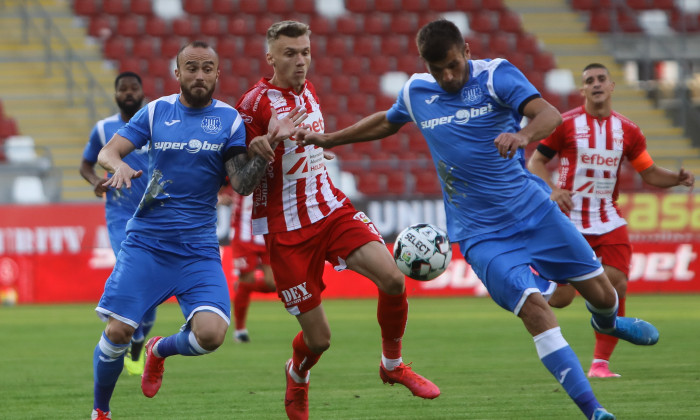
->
[89,41,306,420]
[297,20,660,420]
[80,71,157,377]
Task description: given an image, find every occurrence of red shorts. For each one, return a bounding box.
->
[232,240,269,275]
[265,202,384,315]
[584,225,632,277]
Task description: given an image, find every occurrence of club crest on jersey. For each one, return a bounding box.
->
[201,116,222,134]
[461,86,482,105]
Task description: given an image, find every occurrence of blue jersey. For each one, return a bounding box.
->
[117,94,246,243]
[386,59,553,243]
[83,113,149,253]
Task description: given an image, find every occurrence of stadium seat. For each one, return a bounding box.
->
[217,76,242,97]
[571,0,596,10]
[183,0,209,15]
[12,176,48,204]
[402,0,426,12]
[116,15,141,38]
[227,16,250,36]
[172,17,196,37]
[88,16,112,38]
[488,33,514,56]
[427,0,453,12]
[162,75,180,95]
[566,91,585,108]
[319,94,341,115]
[627,0,653,10]
[147,57,173,78]
[103,0,129,16]
[145,16,170,37]
[542,91,564,111]
[363,14,389,35]
[254,15,278,36]
[129,0,153,15]
[347,93,374,114]
[396,55,424,75]
[390,13,418,35]
[336,15,361,35]
[454,0,481,12]
[216,36,239,58]
[469,11,498,34]
[651,0,676,9]
[464,36,485,58]
[230,56,259,76]
[200,16,224,37]
[211,0,235,15]
[293,0,315,14]
[332,74,354,95]
[314,56,339,76]
[133,37,157,59]
[516,33,540,55]
[324,35,351,57]
[482,0,506,11]
[119,57,144,73]
[103,36,128,60]
[379,135,405,155]
[345,0,372,13]
[140,75,160,98]
[499,10,522,33]
[356,172,384,196]
[343,56,368,76]
[412,169,441,196]
[74,0,99,16]
[310,15,334,35]
[357,74,380,94]
[242,35,267,57]
[504,52,531,72]
[380,36,406,57]
[0,118,18,139]
[375,95,397,111]
[161,36,183,58]
[532,51,556,73]
[267,0,293,14]
[376,0,401,13]
[352,35,378,57]
[384,170,408,196]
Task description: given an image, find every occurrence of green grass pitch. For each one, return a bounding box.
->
[1,295,698,419]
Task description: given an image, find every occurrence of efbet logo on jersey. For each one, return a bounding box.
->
[420,104,494,130]
[201,116,222,134]
[153,139,223,153]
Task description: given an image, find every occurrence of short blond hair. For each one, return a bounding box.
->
[266,20,311,50]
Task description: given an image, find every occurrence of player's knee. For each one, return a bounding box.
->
[194,328,227,351]
[379,269,406,295]
[105,320,134,345]
[307,337,331,354]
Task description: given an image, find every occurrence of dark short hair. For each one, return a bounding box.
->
[583,63,609,73]
[416,19,464,62]
[114,71,142,89]
[176,40,217,68]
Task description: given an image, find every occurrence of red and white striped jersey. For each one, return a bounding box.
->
[540,106,649,235]
[231,192,265,246]
[235,78,347,235]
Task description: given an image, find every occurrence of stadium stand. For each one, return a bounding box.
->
[0,0,698,200]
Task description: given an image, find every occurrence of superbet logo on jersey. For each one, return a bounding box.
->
[577,148,622,170]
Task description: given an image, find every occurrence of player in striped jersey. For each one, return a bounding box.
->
[236,20,440,420]
[528,63,695,378]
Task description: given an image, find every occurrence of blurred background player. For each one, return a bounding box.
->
[79,71,156,376]
[236,20,440,420]
[218,185,275,343]
[297,19,662,420]
[89,40,304,420]
[528,63,695,378]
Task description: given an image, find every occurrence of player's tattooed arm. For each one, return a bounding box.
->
[225,152,268,196]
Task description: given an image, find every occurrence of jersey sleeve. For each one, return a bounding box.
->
[492,60,541,114]
[82,124,102,162]
[624,123,648,161]
[386,83,413,124]
[116,104,151,149]
[224,112,247,151]
[236,98,270,145]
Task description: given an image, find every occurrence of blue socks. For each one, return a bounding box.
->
[93,332,128,412]
[534,327,601,419]
[154,329,211,358]
[586,290,619,332]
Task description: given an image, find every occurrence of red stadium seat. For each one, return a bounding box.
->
[342,56,368,76]
[293,0,315,14]
[227,16,251,36]
[254,15,278,36]
[212,0,236,15]
[454,0,481,12]
[268,0,293,14]
[229,56,259,75]
[499,10,522,33]
[103,36,128,60]
[428,0,453,12]
[376,0,401,13]
[309,15,333,35]
[129,0,152,16]
[651,0,675,9]
[346,93,374,114]
[379,135,405,155]
[200,16,224,37]
[147,57,174,78]
[532,51,556,73]
[0,118,19,138]
[482,0,506,11]
[390,13,418,35]
[352,35,378,57]
[217,76,242,96]
[357,74,380,95]
[396,55,424,75]
[133,37,157,59]
[183,0,209,14]
[380,36,406,57]
[627,0,652,10]
[356,172,384,196]
[542,91,564,112]
[566,91,585,109]
[516,33,540,55]
[375,95,397,111]
[217,36,239,59]
[319,94,341,115]
[140,75,160,98]
[336,15,361,35]
[363,14,389,35]
[345,0,372,13]
[314,56,339,76]
[352,139,379,155]
[74,0,99,16]
[469,11,498,33]
[239,0,263,13]
[403,0,427,12]
[384,170,408,196]
[116,15,141,38]
[488,33,514,56]
[88,16,112,38]
[145,16,170,37]
[504,52,530,72]
[103,0,128,16]
[162,75,180,95]
[119,57,144,73]
[324,35,351,57]
[412,169,441,196]
[331,74,354,95]
[241,35,266,58]
[161,37,183,58]
[172,18,196,37]
[571,0,596,10]
[465,36,485,58]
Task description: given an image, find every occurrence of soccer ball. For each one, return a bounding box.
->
[393,223,452,281]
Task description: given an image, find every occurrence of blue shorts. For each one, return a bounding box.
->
[96,234,231,328]
[459,205,603,315]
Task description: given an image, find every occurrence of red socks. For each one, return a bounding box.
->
[377,289,408,359]
[291,331,322,378]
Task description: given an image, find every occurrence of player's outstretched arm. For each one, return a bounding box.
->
[495,98,561,159]
[639,165,695,189]
[97,134,141,190]
[296,111,403,149]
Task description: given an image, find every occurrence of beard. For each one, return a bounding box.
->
[116,98,142,118]
[181,83,215,108]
